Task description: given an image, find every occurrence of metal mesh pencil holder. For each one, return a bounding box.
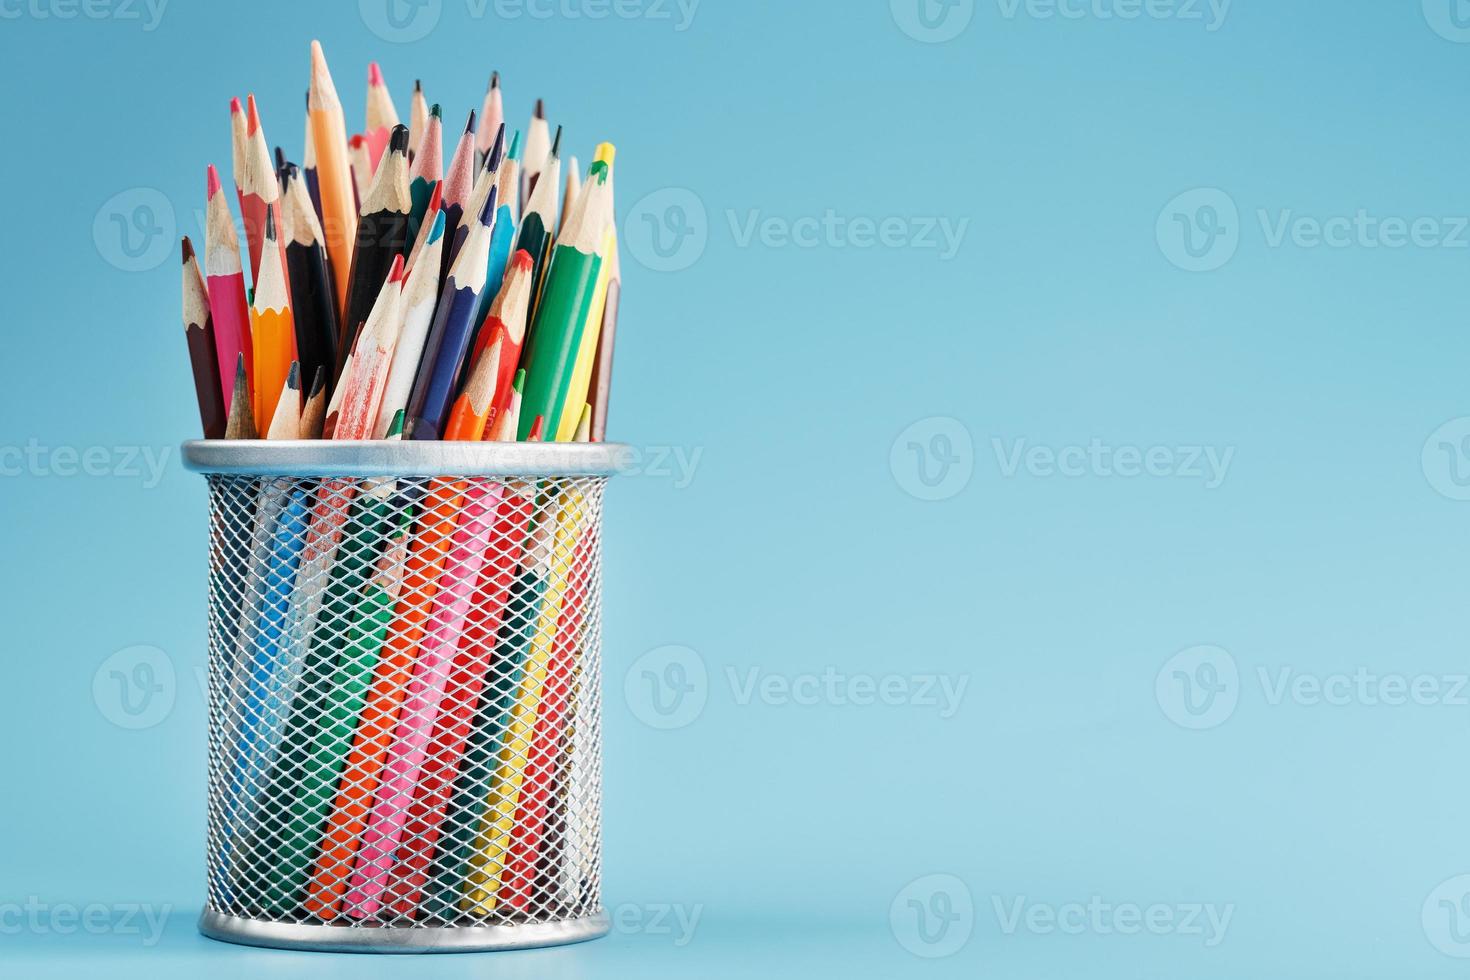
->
[183,441,624,953]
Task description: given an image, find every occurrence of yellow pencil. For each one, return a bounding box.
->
[461,491,585,913]
[554,144,616,441]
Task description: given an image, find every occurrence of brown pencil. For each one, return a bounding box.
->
[181,236,226,439]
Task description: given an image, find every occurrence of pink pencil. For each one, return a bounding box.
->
[345,482,503,916]
[204,164,253,412]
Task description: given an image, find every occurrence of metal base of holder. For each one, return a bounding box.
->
[198,909,611,953]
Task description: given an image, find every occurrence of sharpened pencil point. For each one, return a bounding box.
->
[512,368,525,393]
[181,236,195,263]
[206,163,222,198]
[463,109,476,134]
[534,98,544,119]
[368,61,384,86]
[388,253,406,284]
[428,180,443,213]
[275,145,287,173]
[309,364,326,398]
[387,409,406,438]
[510,248,533,272]
[479,185,498,225]
[287,360,302,390]
[427,208,446,244]
[487,123,506,171]
[389,123,410,154]
[414,78,422,92]
[508,129,521,160]
[490,71,499,90]
[429,102,441,119]
[550,125,562,158]
[264,205,276,242]
[246,93,262,134]
[527,414,545,441]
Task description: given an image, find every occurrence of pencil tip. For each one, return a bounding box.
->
[464,109,476,134]
[550,125,562,157]
[528,414,545,441]
[181,236,195,262]
[287,361,301,388]
[414,78,422,92]
[511,248,533,272]
[349,133,366,148]
[479,185,498,225]
[508,129,521,160]
[429,103,442,120]
[230,96,243,114]
[389,123,410,154]
[246,93,261,134]
[368,61,384,86]
[206,163,222,197]
[428,208,446,243]
[490,70,499,90]
[388,409,406,438]
[428,180,442,212]
[534,98,544,119]
[309,365,326,397]
[487,123,506,171]
[512,368,526,392]
[265,205,276,241]
[388,253,406,284]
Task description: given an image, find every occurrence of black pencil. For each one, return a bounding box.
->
[335,123,410,384]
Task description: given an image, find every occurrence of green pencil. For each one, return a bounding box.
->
[517,163,610,440]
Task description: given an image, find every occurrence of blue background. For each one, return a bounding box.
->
[3,0,1469,976]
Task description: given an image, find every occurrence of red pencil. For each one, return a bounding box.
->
[204,164,253,412]
[363,61,400,175]
[468,249,535,418]
[235,94,286,286]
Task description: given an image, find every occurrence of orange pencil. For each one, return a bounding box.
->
[249,209,296,434]
[309,40,356,321]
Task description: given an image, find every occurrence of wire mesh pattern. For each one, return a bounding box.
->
[203,473,605,932]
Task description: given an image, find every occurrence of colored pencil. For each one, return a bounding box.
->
[475,72,503,172]
[345,477,502,917]
[347,134,371,211]
[556,148,616,441]
[522,99,550,203]
[402,180,442,279]
[261,476,402,911]
[321,348,351,439]
[181,236,225,439]
[405,105,443,253]
[438,109,477,279]
[472,125,518,340]
[518,163,609,439]
[265,362,303,441]
[223,354,256,439]
[363,61,399,174]
[249,209,296,435]
[302,475,456,918]
[376,209,446,438]
[403,187,498,440]
[424,491,544,916]
[408,79,429,162]
[237,94,287,288]
[501,441,594,910]
[468,249,535,418]
[587,238,619,442]
[308,39,356,322]
[281,164,339,399]
[334,254,406,441]
[515,126,560,329]
[300,365,327,439]
[462,490,581,913]
[451,123,503,296]
[205,164,253,414]
[337,124,411,385]
[302,90,324,226]
[559,155,580,239]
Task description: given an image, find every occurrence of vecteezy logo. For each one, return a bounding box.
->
[92,188,174,273]
[890,417,974,501]
[1423,875,1470,957]
[1155,645,1238,730]
[1156,188,1240,273]
[624,188,708,272]
[92,645,176,730]
[890,0,974,43]
[624,645,708,729]
[359,0,442,43]
[890,874,974,958]
[1422,418,1470,501]
[1424,0,1470,42]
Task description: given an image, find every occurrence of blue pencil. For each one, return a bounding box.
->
[218,486,310,902]
[404,186,498,440]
